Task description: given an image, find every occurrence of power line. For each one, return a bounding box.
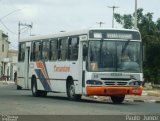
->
[0,9,21,35]
[21,27,30,34]
[0,20,17,35]
[0,9,21,21]
[18,21,33,42]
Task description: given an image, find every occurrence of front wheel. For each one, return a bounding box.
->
[31,78,47,97]
[67,81,81,101]
[111,95,125,104]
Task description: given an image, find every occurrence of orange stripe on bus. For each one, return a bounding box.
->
[36,61,48,79]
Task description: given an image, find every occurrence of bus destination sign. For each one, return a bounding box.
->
[89,30,141,40]
[106,33,133,40]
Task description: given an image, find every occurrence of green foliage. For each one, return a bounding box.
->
[114,14,133,29]
[114,8,160,84]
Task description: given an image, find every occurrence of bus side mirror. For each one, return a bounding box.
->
[83,44,88,61]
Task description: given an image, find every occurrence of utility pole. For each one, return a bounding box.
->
[18,21,20,42]
[134,0,138,29]
[108,6,119,28]
[18,21,33,42]
[96,21,105,28]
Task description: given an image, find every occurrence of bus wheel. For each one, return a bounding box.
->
[31,80,38,97]
[67,81,81,101]
[31,79,47,97]
[111,95,125,104]
[37,90,47,97]
[17,85,22,90]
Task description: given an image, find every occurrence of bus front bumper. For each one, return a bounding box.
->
[86,86,143,96]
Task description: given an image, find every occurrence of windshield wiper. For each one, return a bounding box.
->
[122,39,131,54]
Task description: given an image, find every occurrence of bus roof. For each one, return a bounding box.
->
[19,28,140,42]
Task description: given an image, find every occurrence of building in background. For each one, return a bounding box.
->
[8,50,18,80]
[0,30,18,80]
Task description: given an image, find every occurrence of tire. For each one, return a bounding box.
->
[37,90,47,97]
[111,95,125,104]
[17,85,22,90]
[67,81,81,101]
[31,79,38,97]
[31,78,47,97]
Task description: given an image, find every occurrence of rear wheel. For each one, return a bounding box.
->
[67,81,81,101]
[111,95,125,104]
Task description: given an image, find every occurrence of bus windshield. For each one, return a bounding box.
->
[87,40,142,73]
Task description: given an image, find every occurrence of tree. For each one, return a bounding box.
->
[114,9,160,84]
[114,14,133,29]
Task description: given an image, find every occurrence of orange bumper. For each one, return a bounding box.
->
[86,86,143,96]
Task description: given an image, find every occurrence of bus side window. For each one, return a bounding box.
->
[34,41,42,61]
[69,37,79,60]
[42,40,49,61]
[58,39,62,60]
[50,39,58,61]
[60,38,68,61]
[68,38,72,60]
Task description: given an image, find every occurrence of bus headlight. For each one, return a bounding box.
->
[86,80,103,85]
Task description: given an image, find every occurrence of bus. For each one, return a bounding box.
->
[17,28,143,103]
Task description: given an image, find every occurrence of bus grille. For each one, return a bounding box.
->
[104,81,128,86]
[101,78,129,86]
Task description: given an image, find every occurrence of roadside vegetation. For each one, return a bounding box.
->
[114,8,160,85]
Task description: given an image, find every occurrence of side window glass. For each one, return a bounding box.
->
[61,38,68,60]
[58,39,62,60]
[69,37,79,60]
[68,38,72,60]
[50,39,58,61]
[34,41,42,61]
[42,40,49,61]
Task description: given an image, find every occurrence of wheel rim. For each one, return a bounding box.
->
[69,85,75,98]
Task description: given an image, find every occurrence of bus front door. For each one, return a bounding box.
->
[24,47,30,89]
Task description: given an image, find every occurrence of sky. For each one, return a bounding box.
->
[0,0,159,50]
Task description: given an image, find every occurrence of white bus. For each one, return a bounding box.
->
[17,28,143,103]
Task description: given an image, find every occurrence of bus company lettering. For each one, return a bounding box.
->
[54,65,70,72]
